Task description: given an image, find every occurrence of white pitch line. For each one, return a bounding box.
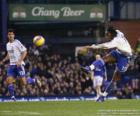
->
[0,110,12,113]
[0,110,42,115]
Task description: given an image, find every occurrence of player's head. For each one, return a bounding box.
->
[95,54,101,60]
[7,28,15,42]
[106,26,117,40]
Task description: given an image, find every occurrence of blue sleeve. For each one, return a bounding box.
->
[92,60,103,67]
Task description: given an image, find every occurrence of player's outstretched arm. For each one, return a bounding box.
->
[75,45,92,57]
[91,40,116,49]
[79,45,93,50]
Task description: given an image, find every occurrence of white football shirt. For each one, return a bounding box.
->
[6,39,27,65]
[92,30,132,56]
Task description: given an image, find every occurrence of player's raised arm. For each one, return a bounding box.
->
[91,26,118,49]
[75,45,92,57]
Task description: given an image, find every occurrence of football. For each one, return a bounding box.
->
[33,35,45,47]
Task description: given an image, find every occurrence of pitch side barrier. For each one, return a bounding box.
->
[1,95,140,102]
[0,95,117,102]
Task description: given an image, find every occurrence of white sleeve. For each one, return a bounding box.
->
[94,38,117,49]
[116,30,124,38]
[16,40,27,52]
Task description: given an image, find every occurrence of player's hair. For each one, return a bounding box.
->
[8,28,15,33]
[107,26,117,37]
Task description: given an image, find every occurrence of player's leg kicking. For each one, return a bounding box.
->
[27,75,42,88]
[99,50,130,99]
[18,65,42,89]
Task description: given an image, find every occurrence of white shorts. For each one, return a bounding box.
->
[93,76,103,88]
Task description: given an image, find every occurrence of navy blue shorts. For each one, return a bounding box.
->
[110,50,130,72]
[7,65,26,78]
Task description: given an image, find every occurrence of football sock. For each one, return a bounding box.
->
[8,84,15,97]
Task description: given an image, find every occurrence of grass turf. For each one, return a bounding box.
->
[0,99,140,116]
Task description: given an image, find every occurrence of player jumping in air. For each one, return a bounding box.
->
[0,29,41,101]
[80,26,132,100]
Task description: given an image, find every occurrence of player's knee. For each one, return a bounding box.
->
[103,54,116,63]
[119,66,128,73]
[6,77,15,84]
[20,77,27,85]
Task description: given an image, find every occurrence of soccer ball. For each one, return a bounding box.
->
[33,35,45,47]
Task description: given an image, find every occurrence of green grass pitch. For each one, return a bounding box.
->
[0,99,140,116]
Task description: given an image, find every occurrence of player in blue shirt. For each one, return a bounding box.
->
[82,54,107,102]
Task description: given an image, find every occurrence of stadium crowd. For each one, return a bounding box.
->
[0,44,140,99]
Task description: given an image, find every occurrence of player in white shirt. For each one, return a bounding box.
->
[79,26,132,97]
[0,29,27,101]
[0,29,42,101]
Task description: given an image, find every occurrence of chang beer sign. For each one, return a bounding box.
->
[9,4,106,22]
